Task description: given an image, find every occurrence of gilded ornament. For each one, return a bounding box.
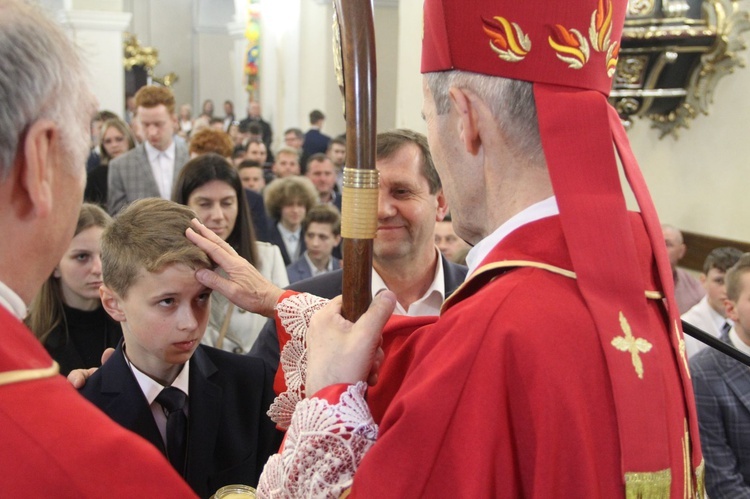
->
[628,0,657,17]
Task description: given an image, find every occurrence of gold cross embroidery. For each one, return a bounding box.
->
[611,311,653,379]
[675,319,690,379]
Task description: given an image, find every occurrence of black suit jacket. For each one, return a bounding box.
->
[249,254,468,370]
[266,222,306,266]
[302,128,331,157]
[80,341,282,498]
[244,188,271,243]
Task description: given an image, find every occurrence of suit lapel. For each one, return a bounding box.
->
[134,145,160,196]
[99,342,165,454]
[719,353,750,413]
[184,347,222,487]
[441,255,468,297]
[173,141,188,183]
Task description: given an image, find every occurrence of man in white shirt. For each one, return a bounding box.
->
[683,246,743,357]
[108,85,189,214]
[0,1,193,495]
[248,129,467,368]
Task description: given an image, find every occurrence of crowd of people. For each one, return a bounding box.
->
[4,0,750,497]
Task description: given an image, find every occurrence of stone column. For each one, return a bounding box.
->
[61,10,133,116]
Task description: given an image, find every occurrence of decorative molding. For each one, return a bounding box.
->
[611,0,750,138]
[62,9,132,31]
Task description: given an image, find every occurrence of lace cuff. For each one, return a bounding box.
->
[258,382,377,498]
[268,292,330,429]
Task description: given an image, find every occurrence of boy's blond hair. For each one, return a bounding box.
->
[102,198,212,297]
[725,253,750,302]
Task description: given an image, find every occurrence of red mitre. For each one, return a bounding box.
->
[422,0,703,495]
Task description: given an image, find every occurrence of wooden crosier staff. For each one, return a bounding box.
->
[332,0,377,322]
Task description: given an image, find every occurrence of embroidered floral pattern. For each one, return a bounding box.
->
[267,293,330,429]
[258,383,377,499]
[482,16,531,62]
[548,24,590,69]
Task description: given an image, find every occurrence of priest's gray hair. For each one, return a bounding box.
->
[0,0,97,180]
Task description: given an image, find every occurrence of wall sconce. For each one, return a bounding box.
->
[609,0,750,138]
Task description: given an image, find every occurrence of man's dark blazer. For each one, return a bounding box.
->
[302,128,331,158]
[249,254,468,370]
[691,342,750,498]
[266,222,306,266]
[107,141,189,215]
[245,188,271,243]
[80,341,282,498]
[286,255,341,284]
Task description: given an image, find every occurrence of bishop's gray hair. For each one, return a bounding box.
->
[426,71,544,167]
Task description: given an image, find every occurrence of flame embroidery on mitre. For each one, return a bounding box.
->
[589,0,620,76]
[606,40,620,77]
[548,24,590,69]
[482,16,531,62]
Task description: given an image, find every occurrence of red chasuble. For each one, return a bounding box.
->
[346,214,697,498]
[0,305,196,498]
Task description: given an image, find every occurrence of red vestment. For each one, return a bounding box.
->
[346,215,697,497]
[0,305,196,498]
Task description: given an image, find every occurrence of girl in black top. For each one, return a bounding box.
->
[27,203,121,375]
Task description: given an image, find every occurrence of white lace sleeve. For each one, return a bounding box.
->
[267,292,330,429]
[258,382,377,499]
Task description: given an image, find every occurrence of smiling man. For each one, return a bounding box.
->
[108,85,189,215]
[249,129,467,368]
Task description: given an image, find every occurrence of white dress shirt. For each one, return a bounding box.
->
[465,196,560,277]
[682,296,731,358]
[277,222,302,262]
[303,251,335,277]
[0,279,27,319]
[372,248,446,317]
[144,141,176,200]
[125,347,190,447]
[729,327,750,355]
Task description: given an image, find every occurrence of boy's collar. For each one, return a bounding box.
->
[123,343,191,401]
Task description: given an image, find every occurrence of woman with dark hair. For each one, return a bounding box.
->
[173,153,288,353]
[27,203,122,375]
[84,117,136,206]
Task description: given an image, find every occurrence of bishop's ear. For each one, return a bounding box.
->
[99,285,127,323]
[448,87,481,155]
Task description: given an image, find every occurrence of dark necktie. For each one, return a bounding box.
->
[721,321,731,341]
[156,387,188,476]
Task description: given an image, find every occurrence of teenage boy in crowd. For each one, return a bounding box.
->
[286,204,342,284]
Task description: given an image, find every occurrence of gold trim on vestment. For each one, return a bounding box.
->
[675,319,690,379]
[682,419,692,499]
[339,488,351,499]
[695,459,705,499]
[0,362,59,387]
[442,260,664,313]
[624,468,671,498]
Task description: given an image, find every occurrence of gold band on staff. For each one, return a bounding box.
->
[341,167,379,239]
